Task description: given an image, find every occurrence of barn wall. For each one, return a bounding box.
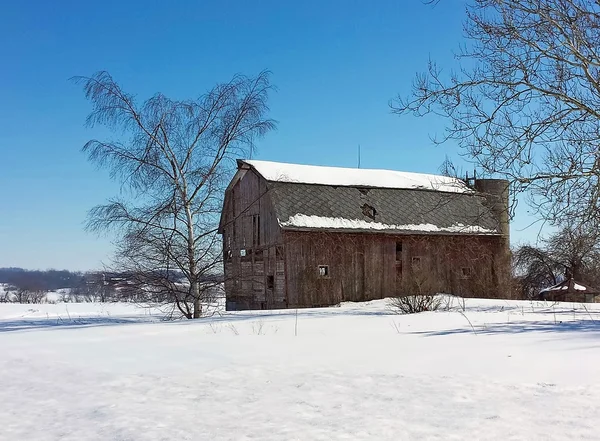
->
[283,231,509,308]
[221,170,511,310]
[222,170,285,310]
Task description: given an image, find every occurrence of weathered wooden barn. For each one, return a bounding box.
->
[218,160,511,311]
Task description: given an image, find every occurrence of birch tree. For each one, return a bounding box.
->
[76,71,275,318]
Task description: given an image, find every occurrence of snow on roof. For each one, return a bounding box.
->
[242,160,472,194]
[279,214,497,234]
[540,281,589,293]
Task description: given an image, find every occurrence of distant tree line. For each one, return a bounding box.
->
[0,268,84,291]
[0,267,223,308]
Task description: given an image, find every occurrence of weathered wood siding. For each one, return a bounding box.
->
[284,231,508,307]
[222,169,511,310]
[222,169,286,310]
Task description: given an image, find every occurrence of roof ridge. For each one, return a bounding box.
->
[241,159,472,194]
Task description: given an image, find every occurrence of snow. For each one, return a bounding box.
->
[541,285,568,292]
[541,281,589,293]
[2,297,600,440]
[279,213,498,234]
[243,159,473,194]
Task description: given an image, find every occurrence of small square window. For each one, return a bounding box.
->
[318,265,329,278]
[461,267,472,278]
[240,249,246,257]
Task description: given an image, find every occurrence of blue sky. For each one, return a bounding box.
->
[0,0,540,271]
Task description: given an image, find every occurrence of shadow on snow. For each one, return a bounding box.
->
[0,305,395,333]
[411,319,600,337]
[0,316,156,333]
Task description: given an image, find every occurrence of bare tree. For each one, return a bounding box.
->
[393,0,600,227]
[545,224,600,282]
[514,224,600,297]
[513,245,562,298]
[76,71,275,319]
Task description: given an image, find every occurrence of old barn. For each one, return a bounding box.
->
[219,160,510,311]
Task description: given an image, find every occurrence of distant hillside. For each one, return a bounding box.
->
[0,268,84,291]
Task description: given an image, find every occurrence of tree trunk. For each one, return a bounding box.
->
[192,281,201,319]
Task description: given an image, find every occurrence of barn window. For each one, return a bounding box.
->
[461,267,472,278]
[224,235,232,261]
[318,265,329,278]
[240,249,246,257]
[252,214,261,246]
[396,241,403,261]
[361,203,377,220]
[254,249,263,261]
[361,204,377,219]
[412,257,421,268]
[267,275,274,290]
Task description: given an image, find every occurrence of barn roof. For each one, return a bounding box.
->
[242,159,472,194]
[540,279,598,294]
[238,160,501,235]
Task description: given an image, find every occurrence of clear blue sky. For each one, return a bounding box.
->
[0,0,539,271]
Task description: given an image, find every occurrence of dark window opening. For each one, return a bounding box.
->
[267,275,274,290]
[361,203,377,220]
[318,265,329,278]
[224,234,232,261]
[252,214,261,247]
[412,257,421,268]
[254,249,263,261]
[396,241,403,261]
[461,267,472,278]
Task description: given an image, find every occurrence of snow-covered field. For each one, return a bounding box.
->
[1,297,599,440]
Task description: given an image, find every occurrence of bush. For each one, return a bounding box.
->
[389,294,442,314]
